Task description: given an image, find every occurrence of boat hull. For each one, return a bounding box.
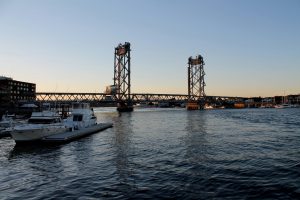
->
[11,124,68,143]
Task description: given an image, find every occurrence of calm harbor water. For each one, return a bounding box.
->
[0,108,299,199]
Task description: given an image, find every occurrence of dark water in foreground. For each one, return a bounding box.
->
[0,108,299,199]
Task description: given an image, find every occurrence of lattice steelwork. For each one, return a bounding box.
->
[36,92,243,104]
[114,42,131,103]
[131,93,189,103]
[36,93,108,102]
[188,55,206,100]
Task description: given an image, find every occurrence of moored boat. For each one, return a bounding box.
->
[274,104,293,109]
[0,113,26,138]
[43,102,109,143]
[64,102,97,130]
[10,110,68,143]
[0,114,14,128]
[11,102,111,144]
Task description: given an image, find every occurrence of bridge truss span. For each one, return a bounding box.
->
[36,92,110,102]
[35,92,246,108]
[131,93,189,103]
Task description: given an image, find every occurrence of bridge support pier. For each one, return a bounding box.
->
[186,101,200,110]
[116,101,133,112]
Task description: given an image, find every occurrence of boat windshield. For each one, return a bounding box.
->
[73,114,83,121]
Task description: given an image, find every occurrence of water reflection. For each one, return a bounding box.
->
[184,110,209,164]
[112,112,135,187]
[5,144,67,198]
[180,110,214,198]
[9,143,61,159]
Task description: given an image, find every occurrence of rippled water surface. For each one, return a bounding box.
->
[1,108,300,199]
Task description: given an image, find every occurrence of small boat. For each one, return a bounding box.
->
[275,93,294,109]
[204,104,214,110]
[134,102,149,108]
[274,104,293,109]
[0,113,28,138]
[0,114,14,128]
[10,110,68,143]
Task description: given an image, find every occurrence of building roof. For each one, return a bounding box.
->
[0,76,13,80]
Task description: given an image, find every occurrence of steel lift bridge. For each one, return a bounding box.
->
[187,55,206,110]
[35,42,245,110]
[108,42,133,112]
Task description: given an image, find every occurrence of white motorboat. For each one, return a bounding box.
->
[204,104,214,110]
[42,103,108,143]
[10,110,68,143]
[64,102,97,130]
[274,104,293,109]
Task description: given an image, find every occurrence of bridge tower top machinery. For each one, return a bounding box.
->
[187,54,206,110]
[113,42,133,112]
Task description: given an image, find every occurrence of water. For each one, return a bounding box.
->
[0,108,299,199]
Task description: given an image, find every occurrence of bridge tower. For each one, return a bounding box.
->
[187,54,206,110]
[114,42,133,112]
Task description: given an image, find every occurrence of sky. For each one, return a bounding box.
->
[0,0,299,97]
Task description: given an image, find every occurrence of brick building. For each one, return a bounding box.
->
[0,76,36,106]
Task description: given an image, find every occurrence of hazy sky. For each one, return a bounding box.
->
[0,0,299,97]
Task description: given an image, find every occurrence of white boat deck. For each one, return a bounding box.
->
[42,123,113,143]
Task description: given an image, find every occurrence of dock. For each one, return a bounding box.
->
[42,123,113,143]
